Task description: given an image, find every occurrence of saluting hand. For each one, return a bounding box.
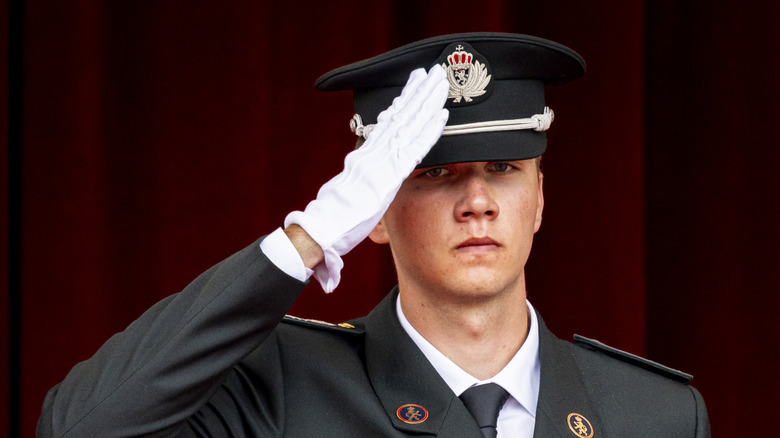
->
[284,65,450,292]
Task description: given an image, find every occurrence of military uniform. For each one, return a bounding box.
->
[38,239,709,437]
[39,33,710,437]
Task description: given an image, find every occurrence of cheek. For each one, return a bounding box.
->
[384,194,447,248]
[387,204,428,241]
[504,188,540,230]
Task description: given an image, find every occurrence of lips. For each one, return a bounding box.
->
[456,237,500,250]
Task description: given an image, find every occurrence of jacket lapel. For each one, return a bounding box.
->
[364,287,482,437]
[533,313,603,438]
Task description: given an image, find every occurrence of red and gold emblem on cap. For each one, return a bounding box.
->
[567,413,594,437]
[441,45,491,103]
[396,404,429,424]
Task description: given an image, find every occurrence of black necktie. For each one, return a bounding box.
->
[459,383,510,438]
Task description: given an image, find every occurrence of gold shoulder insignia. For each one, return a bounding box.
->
[574,334,693,383]
[282,315,363,334]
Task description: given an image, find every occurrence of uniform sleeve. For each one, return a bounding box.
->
[37,238,308,438]
[260,227,313,282]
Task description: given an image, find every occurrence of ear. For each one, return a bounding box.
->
[368,217,390,244]
[534,173,544,233]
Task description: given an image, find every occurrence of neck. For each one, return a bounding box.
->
[399,274,530,380]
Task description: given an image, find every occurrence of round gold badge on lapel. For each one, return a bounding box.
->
[567,413,594,437]
[396,404,428,424]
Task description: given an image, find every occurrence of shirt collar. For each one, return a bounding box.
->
[396,295,540,417]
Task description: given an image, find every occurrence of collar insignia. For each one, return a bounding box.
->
[567,413,594,437]
[396,404,428,424]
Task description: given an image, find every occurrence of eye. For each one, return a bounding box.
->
[424,167,450,178]
[489,162,513,173]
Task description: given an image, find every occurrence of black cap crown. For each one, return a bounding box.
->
[316,32,585,167]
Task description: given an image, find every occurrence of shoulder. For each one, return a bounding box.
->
[564,335,709,435]
[566,334,701,415]
[241,314,366,370]
[572,334,692,383]
[563,333,698,402]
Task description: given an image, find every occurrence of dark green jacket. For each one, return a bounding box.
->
[38,239,710,437]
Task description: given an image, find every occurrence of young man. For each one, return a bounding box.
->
[39,33,710,437]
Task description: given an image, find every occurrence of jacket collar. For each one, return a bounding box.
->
[362,289,602,438]
[363,287,482,436]
[533,313,603,438]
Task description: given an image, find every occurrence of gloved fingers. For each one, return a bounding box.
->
[349,72,447,182]
[397,108,449,165]
[388,65,448,139]
[313,67,447,198]
[396,77,450,143]
[388,74,449,162]
[377,68,428,125]
[422,76,451,116]
[391,68,429,113]
[342,66,447,177]
[393,64,447,121]
[370,66,447,147]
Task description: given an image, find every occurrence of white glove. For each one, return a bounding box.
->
[285,65,450,292]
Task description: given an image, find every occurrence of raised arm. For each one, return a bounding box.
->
[38,66,448,437]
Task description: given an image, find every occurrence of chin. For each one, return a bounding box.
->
[446,269,522,298]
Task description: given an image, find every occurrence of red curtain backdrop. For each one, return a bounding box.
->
[2,0,11,434]
[645,1,780,430]
[5,1,779,436]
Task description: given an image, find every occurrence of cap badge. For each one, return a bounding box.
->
[567,413,594,437]
[441,45,491,103]
[396,404,429,424]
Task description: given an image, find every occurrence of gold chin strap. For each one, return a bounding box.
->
[349,106,554,140]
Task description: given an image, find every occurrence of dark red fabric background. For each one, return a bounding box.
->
[5,1,779,436]
[2,0,11,435]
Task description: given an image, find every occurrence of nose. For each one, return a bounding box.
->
[454,174,499,222]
